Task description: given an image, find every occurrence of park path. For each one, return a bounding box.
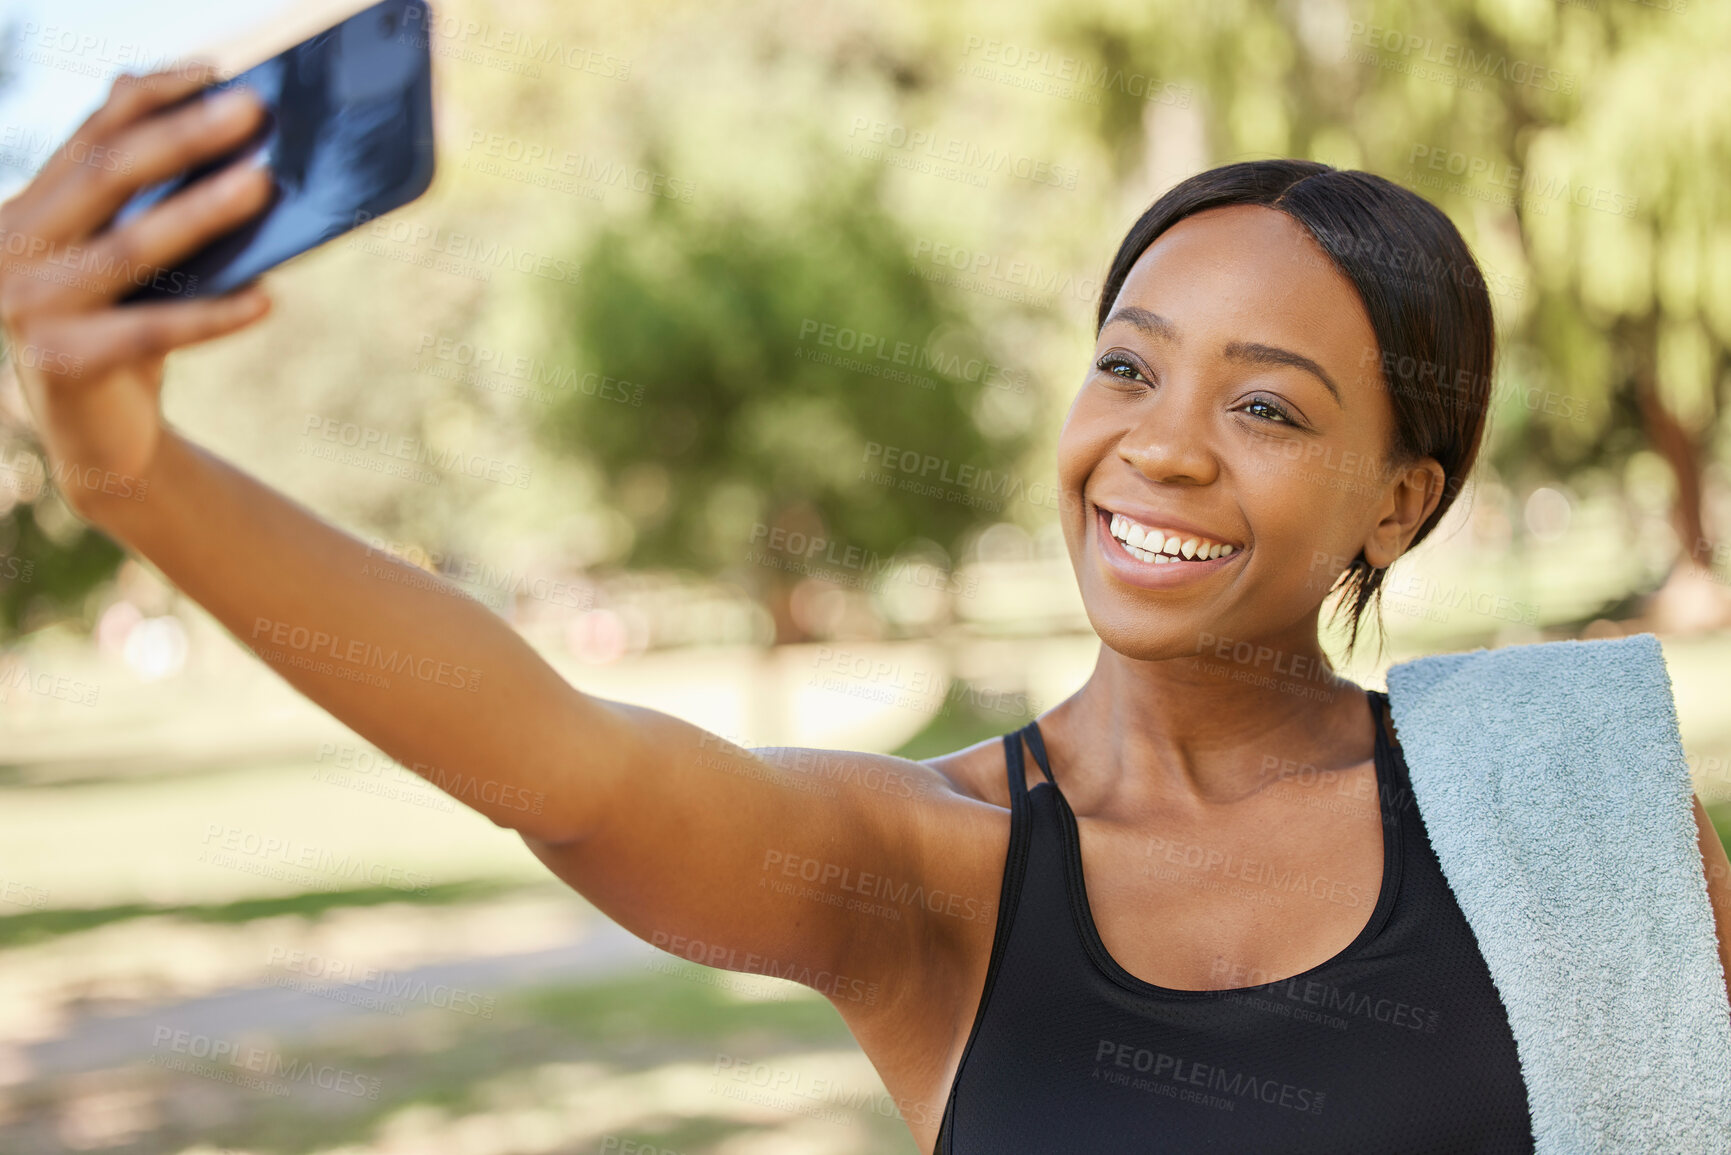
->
[24,917,661,1080]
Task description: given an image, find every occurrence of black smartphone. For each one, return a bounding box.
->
[118,0,436,302]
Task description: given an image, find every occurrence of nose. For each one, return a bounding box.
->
[1116,383,1220,485]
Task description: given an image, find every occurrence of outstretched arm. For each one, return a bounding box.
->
[94,425,615,845]
[1,67,1004,1015]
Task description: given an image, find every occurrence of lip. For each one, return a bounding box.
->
[1092,503,1244,589]
[1095,501,1243,551]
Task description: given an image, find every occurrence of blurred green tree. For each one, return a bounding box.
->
[7,0,1727,644]
[539,157,1040,641]
[0,487,124,635]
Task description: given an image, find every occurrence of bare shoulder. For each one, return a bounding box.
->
[744,727,1019,810]
[734,738,1017,1015]
[918,732,1020,808]
[521,715,1020,1021]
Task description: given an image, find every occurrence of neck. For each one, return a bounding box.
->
[1045,625,1375,815]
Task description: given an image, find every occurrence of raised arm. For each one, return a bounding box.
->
[0,69,1006,1031]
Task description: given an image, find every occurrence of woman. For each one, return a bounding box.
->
[4,69,1728,1153]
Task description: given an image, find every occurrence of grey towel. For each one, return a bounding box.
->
[1386,630,1731,1153]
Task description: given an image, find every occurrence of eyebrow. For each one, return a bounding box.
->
[1222,341,1342,407]
[1102,305,1178,343]
[1102,306,1343,408]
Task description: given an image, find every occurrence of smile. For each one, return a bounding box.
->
[1104,511,1237,565]
[1090,505,1244,589]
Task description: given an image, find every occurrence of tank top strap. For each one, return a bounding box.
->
[1021,721,1058,787]
[1001,722,1056,805]
[1000,730,1028,806]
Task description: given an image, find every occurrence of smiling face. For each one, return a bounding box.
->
[1059,203,1443,660]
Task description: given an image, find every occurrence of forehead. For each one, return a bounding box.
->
[1107,204,1378,368]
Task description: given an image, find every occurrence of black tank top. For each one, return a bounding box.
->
[935,690,1533,1154]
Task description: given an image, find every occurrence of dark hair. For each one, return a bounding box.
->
[1096,160,1496,661]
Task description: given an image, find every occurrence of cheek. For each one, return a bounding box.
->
[1237,451,1371,583]
[1056,390,1118,493]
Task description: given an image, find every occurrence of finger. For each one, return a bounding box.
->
[33,286,270,379]
[66,158,274,305]
[28,86,268,244]
[29,63,220,195]
[9,60,227,239]
[79,62,225,148]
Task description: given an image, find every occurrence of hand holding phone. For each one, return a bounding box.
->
[0,65,273,521]
[117,0,437,302]
[0,0,436,522]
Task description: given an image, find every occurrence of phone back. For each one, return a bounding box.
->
[120,0,436,302]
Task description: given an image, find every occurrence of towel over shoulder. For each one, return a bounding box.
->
[1386,631,1731,1154]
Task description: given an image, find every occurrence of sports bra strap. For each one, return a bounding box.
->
[1022,721,1057,787]
[1001,722,1055,805]
[1000,731,1026,805]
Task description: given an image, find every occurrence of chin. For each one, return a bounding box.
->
[1073,580,1207,664]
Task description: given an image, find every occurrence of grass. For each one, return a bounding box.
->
[888,692,1037,762]
[515,968,859,1046]
[0,878,521,950]
[3,965,913,1155]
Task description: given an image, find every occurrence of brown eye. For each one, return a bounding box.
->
[1097,354,1146,383]
[1240,396,1296,425]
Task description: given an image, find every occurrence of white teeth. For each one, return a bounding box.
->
[1105,511,1237,565]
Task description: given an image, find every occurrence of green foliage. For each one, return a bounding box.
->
[0,497,124,636]
[7,0,1727,643]
[539,159,1038,581]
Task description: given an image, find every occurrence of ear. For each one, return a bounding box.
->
[1363,456,1446,569]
